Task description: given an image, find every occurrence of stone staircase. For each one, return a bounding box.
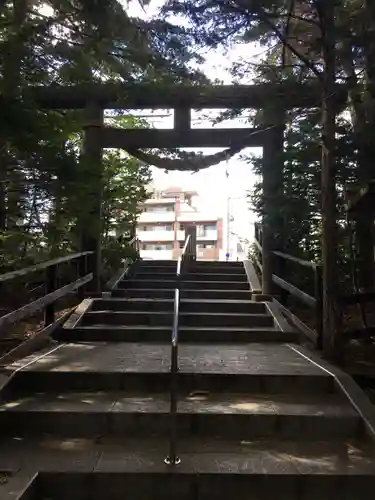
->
[0,260,375,499]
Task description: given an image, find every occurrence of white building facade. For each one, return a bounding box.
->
[137,187,223,261]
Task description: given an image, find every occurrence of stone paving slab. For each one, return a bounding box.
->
[6,343,330,376]
[0,391,356,417]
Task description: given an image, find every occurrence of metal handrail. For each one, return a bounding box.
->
[165,234,191,466]
[127,235,139,251]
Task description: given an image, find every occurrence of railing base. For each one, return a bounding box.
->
[164,456,181,466]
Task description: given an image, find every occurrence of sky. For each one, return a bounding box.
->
[126,0,265,241]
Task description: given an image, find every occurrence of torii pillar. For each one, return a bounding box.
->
[261,107,285,296]
[82,100,104,292]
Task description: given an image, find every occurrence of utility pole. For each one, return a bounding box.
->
[226,196,230,261]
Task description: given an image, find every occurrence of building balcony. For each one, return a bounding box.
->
[176,230,185,241]
[140,249,173,260]
[178,213,218,223]
[138,212,175,223]
[196,230,218,240]
[137,230,175,242]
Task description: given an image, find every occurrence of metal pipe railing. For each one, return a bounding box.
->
[165,234,191,466]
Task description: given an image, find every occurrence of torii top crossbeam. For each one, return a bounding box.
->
[23,82,347,109]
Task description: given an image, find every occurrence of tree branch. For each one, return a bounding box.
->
[282,0,296,68]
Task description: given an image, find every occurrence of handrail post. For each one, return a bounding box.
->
[78,254,88,301]
[87,251,97,293]
[315,264,323,349]
[44,264,57,326]
[274,252,288,306]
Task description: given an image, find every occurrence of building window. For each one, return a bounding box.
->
[143,243,173,251]
[197,224,216,237]
[197,243,216,250]
[145,205,174,213]
[155,243,172,250]
[142,224,173,231]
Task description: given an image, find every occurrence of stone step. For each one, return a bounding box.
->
[56,326,296,343]
[118,279,176,290]
[112,288,176,299]
[184,273,248,282]
[118,280,250,290]
[193,260,243,267]
[189,266,246,274]
[138,260,177,266]
[0,391,361,439]
[135,266,246,276]
[91,298,175,313]
[183,280,250,290]
[7,343,334,394]
[11,370,333,394]
[2,436,375,500]
[180,299,265,314]
[133,272,247,281]
[133,272,178,281]
[135,267,176,275]
[80,311,274,328]
[90,298,267,315]
[112,288,253,301]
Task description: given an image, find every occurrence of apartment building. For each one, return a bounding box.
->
[137,187,223,260]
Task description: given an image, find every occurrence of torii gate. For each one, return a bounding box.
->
[24,82,347,292]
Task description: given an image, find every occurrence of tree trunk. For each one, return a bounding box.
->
[319,0,341,359]
[339,39,374,291]
[0,157,6,231]
[356,0,375,290]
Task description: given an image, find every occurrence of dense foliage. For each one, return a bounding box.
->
[162,0,375,256]
[0,0,204,273]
